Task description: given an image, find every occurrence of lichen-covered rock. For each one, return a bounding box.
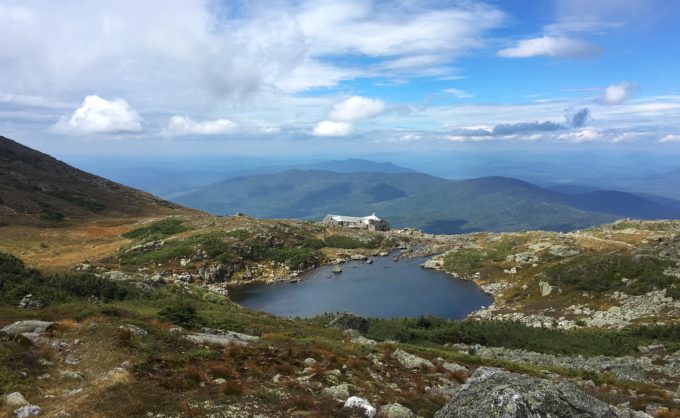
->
[434,367,651,418]
[118,324,147,337]
[1,320,54,335]
[329,312,370,335]
[392,349,434,369]
[344,396,376,418]
[18,294,43,309]
[343,329,377,345]
[323,383,350,400]
[377,403,415,418]
[185,330,259,347]
[3,392,29,407]
[14,404,42,417]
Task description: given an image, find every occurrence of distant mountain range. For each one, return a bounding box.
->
[174,168,680,234]
[0,136,182,225]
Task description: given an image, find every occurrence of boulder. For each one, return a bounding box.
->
[3,392,29,407]
[185,331,259,347]
[438,359,469,374]
[1,320,54,335]
[14,405,42,417]
[434,367,651,418]
[538,281,554,297]
[377,403,415,418]
[344,396,376,418]
[119,324,147,337]
[18,294,43,309]
[343,329,377,345]
[329,312,370,335]
[392,349,434,369]
[323,383,350,400]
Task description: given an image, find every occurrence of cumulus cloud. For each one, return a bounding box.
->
[442,88,473,98]
[660,134,680,143]
[603,82,636,105]
[53,95,143,135]
[312,120,354,137]
[164,116,237,136]
[497,36,601,58]
[565,108,591,127]
[329,96,385,122]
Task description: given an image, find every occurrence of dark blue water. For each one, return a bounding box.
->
[230,253,491,319]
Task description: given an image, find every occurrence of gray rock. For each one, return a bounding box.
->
[323,383,350,400]
[185,331,259,347]
[392,349,434,369]
[377,403,415,418]
[59,371,84,380]
[434,367,650,418]
[438,359,469,374]
[119,324,147,337]
[18,294,43,309]
[344,396,377,417]
[343,329,377,345]
[1,320,54,335]
[3,392,29,407]
[329,312,370,334]
[14,405,42,417]
[538,281,554,297]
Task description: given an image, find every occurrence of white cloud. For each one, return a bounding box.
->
[498,36,600,58]
[603,82,636,105]
[53,95,143,135]
[259,126,281,134]
[312,120,354,137]
[660,134,680,143]
[164,116,237,136]
[329,96,385,122]
[557,128,603,142]
[442,88,473,98]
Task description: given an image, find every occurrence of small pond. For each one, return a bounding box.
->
[230,253,491,319]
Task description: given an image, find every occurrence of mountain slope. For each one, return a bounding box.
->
[0,136,184,224]
[173,169,678,233]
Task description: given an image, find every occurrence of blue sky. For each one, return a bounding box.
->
[2,0,680,157]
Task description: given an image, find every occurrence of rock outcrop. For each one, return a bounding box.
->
[185,330,259,347]
[329,312,370,334]
[434,367,650,418]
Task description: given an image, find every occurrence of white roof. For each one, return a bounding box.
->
[327,213,382,223]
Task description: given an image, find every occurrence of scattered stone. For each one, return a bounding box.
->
[119,324,148,337]
[344,396,377,418]
[213,378,226,385]
[14,405,42,418]
[343,329,377,345]
[434,367,650,418]
[549,245,579,258]
[63,388,83,397]
[437,359,468,374]
[18,294,43,309]
[184,330,259,347]
[392,349,434,369]
[538,281,554,297]
[377,403,416,418]
[323,383,350,400]
[303,358,317,367]
[3,392,29,407]
[329,312,370,334]
[332,266,343,274]
[1,320,54,335]
[64,356,80,365]
[59,371,84,380]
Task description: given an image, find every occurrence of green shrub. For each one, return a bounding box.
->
[159,300,203,329]
[442,248,483,276]
[40,211,64,221]
[267,247,321,269]
[542,254,675,295]
[0,252,136,305]
[303,238,326,249]
[325,235,382,249]
[122,219,188,242]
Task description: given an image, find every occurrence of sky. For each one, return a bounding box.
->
[2,0,680,158]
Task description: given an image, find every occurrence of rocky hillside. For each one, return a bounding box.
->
[1,215,680,416]
[0,136,184,225]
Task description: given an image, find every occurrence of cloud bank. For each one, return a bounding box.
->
[498,36,601,58]
[164,116,237,136]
